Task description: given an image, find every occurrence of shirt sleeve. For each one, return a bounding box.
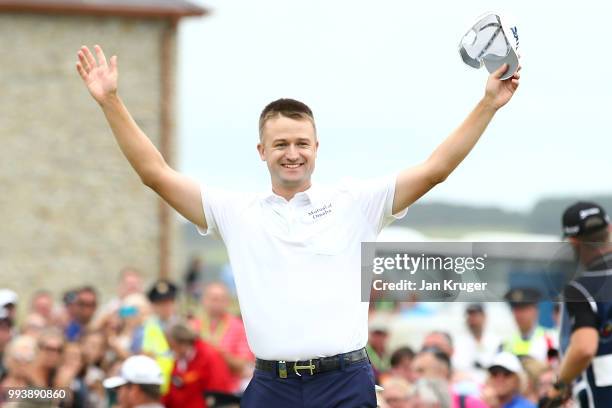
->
[348,175,408,233]
[196,185,243,239]
[564,284,598,331]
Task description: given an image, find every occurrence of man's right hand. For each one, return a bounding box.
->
[74,45,206,231]
[76,45,118,105]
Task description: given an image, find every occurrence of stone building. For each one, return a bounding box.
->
[0,0,205,304]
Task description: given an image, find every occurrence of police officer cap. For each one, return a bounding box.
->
[504,287,541,307]
[147,279,178,302]
[562,201,610,237]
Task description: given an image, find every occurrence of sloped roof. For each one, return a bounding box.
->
[0,0,207,19]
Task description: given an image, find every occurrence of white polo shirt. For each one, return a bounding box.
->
[198,176,406,361]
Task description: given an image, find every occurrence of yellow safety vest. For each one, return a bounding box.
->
[504,326,550,357]
[142,317,174,395]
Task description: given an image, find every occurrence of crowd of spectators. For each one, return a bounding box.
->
[0,265,563,408]
[0,264,253,408]
[369,290,560,408]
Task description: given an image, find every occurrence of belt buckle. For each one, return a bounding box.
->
[278,361,288,379]
[294,359,316,376]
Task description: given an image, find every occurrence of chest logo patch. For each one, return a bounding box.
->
[308,203,333,221]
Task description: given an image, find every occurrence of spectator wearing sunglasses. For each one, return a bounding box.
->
[30,328,65,388]
[481,352,534,408]
[66,286,98,342]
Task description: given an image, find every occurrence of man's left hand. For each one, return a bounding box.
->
[484,63,521,110]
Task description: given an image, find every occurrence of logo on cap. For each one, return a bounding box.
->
[156,282,169,294]
[510,26,519,48]
[579,207,601,219]
[562,201,609,237]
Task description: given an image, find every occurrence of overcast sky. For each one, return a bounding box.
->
[176,0,611,212]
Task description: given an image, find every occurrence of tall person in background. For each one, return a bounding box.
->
[76,43,520,407]
[541,202,612,408]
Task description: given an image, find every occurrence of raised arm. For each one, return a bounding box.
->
[392,64,521,214]
[76,45,206,229]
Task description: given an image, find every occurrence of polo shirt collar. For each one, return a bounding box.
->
[264,183,322,205]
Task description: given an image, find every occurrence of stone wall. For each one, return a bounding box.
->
[0,13,181,308]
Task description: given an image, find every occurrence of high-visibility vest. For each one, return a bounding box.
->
[503,326,553,361]
[142,317,174,395]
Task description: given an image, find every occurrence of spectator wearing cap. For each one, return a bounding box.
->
[65,286,98,341]
[453,303,502,385]
[542,201,612,408]
[163,322,233,408]
[481,352,534,408]
[0,308,13,381]
[502,288,555,362]
[412,348,487,408]
[144,280,179,394]
[192,281,254,393]
[0,289,18,324]
[103,355,165,408]
[147,279,179,331]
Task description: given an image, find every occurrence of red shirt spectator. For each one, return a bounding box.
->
[163,325,233,408]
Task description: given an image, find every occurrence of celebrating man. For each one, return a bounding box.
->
[76,44,520,407]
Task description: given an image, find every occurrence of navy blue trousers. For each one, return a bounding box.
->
[241,360,377,408]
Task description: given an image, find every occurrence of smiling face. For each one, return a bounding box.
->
[258,114,318,196]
